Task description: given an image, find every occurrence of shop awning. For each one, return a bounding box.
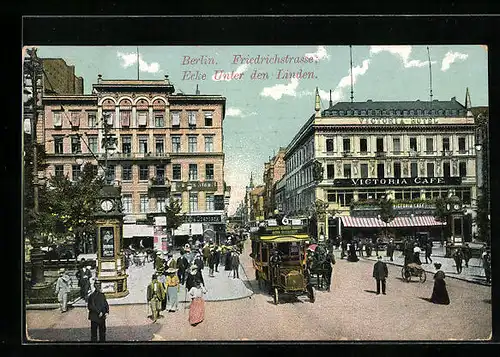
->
[123,224,154,238]
[341,216,446,228]
[173,223,204,236]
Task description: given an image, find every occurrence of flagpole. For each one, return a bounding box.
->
[349,45,354,103]
[427,46,433,103]
[137,46,140,80]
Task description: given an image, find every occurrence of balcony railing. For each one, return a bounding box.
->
[98,152,171,160]
[149,176,171,187]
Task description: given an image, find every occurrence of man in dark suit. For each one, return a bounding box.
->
[372,256,388,295]
[87,280,109,342]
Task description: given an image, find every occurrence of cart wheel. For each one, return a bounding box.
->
[403,267,411,282]
[273,288,279,305]
[420,270,427,283]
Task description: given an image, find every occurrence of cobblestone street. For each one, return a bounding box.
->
[26,240,491,341]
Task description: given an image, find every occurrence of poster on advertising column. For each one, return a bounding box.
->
[100,227,115,258]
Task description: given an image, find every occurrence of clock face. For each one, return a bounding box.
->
[453,204,460,210]
[101,200,113,212]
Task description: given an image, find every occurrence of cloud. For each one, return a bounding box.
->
[441,51,469,71]
[369,46,436,68]
[226,107,257,117]
[305,46,330,62]
[260,78,300,100]
[212,64,249,81]
[116,51,160,73]
[317,59,371,104]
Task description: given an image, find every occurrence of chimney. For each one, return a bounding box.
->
[196,84,200,95]
[97,74,102,83]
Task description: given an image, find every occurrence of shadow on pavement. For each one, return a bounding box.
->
[27,324,162,342]
[418,297,433,303]
[364,289,378,294]
[483,299,491,304]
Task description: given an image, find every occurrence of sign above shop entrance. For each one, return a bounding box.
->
[334,177,462,187]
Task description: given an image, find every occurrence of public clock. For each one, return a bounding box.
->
[453,204,460,210]
[101,199,114,212]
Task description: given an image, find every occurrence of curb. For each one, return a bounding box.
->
[356,257,491,287]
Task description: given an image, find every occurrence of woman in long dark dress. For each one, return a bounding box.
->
[347,241,359,262]
[224,250,232,271]
[430,263,450,305]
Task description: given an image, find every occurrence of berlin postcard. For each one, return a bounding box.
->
[23,42,491,342]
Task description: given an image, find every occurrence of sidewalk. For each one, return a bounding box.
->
[337,244,490,286]
[70,251,253,308]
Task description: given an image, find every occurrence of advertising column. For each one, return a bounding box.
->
[154,216,168,252]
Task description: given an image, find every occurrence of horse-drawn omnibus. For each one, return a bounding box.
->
[250,221,315,304]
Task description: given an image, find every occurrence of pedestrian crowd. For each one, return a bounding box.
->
[331,235,492,306]
[146,234,245,327]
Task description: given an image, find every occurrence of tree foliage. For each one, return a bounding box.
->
[379,198,395,224]
[37,162,104,252]
[164,198,185,232]
[476,193,490,244]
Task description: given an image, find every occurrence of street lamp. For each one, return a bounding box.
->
[187,184,193,247]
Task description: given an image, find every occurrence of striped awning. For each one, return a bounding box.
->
[341,216,446,228]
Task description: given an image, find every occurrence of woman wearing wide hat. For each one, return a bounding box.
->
[165,267,180,312]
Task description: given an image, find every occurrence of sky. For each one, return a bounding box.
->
[34,45,489,215]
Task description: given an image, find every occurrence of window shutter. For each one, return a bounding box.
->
[121,111,131,127]
[138,112,147,126]
[53,112,62,127]
[172,112,180,126]
[189,112,197,125]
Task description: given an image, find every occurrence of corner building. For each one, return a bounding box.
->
[42,74,227,250]
[282,95,478,242]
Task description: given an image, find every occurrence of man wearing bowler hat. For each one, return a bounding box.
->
[87,280,109,342]
[372,256,388,295]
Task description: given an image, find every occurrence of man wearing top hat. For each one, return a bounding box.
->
[87,280,109,341]
[55,268,71,312]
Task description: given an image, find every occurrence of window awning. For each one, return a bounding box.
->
[123,224,154,238]
[341,216,446,228]
[174,223,203,236]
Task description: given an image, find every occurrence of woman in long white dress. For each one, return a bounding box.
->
[188,280,207,326]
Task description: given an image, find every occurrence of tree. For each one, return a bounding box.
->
[164,198,185,246]
[379,198,395,240]
[434,197,448,246]
[475,193,490,244]
[38,162,105,254]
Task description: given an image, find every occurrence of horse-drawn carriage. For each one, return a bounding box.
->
[251,223,315,304]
